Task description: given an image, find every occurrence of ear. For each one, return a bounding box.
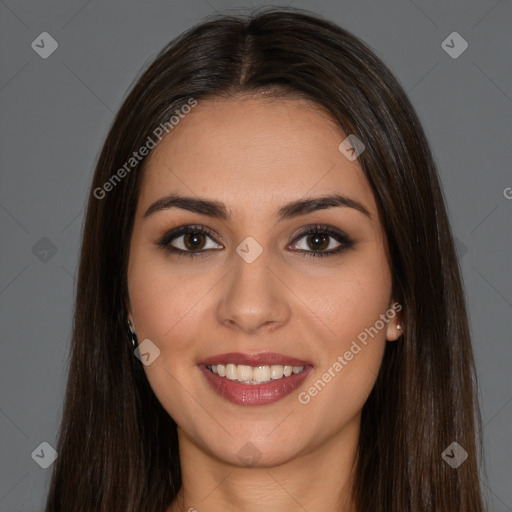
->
[125,299,134,328]
[386,320,402,342]
[385,300,403,342]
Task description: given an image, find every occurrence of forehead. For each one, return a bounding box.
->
[138,96,378,219]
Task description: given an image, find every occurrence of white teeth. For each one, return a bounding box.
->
[253,365,271,382]
[225,363,237,380]
[236,365,253,381]
[207,363,306,384]
[270,365,284,379]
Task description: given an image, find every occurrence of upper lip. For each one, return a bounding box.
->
[199,352,313,367]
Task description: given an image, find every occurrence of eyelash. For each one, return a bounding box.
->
[156,224,354,259]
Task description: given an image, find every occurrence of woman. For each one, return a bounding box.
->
[45,7,486,511]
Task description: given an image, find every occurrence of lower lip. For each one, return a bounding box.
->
[199,364,313,406]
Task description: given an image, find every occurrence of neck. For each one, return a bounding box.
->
[168,416,360,512]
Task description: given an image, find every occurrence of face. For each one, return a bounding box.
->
[127,96,401,467]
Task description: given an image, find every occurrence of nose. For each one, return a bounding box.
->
[216,248,291,335]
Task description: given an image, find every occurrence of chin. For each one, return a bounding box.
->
[206,435,308,469]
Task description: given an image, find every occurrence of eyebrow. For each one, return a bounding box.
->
[143,193,371,221]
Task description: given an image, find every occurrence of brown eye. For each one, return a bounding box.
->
[290,224,354,258]
[157,225,223,258]
[182,232,207,251]
[305,233,330,251]
[157,224,353,260]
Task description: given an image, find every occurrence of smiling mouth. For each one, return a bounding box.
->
[206,363,306,384]
[199,362,313,406]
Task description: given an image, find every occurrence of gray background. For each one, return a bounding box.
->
[0,0,510,510]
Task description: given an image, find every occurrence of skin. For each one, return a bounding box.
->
[126,96,402,512]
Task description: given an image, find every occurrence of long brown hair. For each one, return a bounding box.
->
[45,8,486,511]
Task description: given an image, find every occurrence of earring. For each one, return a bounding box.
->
[397,324,402,334]
[127,320,138,348]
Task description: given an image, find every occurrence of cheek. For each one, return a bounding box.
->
[291,250,392,417]
[128,247,210,346]
[292,247,392,351]
[127,250,212,428]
